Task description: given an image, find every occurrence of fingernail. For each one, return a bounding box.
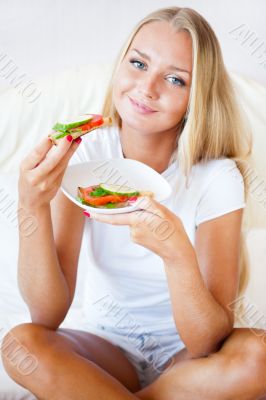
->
[66,135,73,142]
[83,211,91,218]
[74,137,82,144]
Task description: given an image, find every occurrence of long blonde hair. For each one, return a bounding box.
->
[102,7,253,308]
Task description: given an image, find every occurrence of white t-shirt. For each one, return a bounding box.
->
[69,125,246,336]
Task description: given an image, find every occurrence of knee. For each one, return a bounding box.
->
[243,330,266,374]
[1,323,51,383]
[228,329,266,384]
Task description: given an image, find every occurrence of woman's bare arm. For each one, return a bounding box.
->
[17,136,84,330]
[89,196,243,357]
[18,194,85,330]
[164,209,243,357]
[51,191,86,314]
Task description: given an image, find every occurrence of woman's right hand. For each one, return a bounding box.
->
[18,135,81,211]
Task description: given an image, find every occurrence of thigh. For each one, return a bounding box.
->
[3,322,141,393]
[136,328,266,400]
[160,327,266,366]
[58,325,141,391]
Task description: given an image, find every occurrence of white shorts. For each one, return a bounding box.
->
[79,321,185,389]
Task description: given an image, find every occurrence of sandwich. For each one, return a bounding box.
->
[49,114,112,144]
[77,183,153,209]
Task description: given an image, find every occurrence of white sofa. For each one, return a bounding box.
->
[0,64,265,399]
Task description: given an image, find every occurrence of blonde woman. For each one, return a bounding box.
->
[2,7,266,400]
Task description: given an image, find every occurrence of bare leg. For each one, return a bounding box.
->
[3,324,266,400]
[1,323,140,400]
[136,328,266,400]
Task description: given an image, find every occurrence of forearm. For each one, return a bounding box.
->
[164,244,232,357]
[18,204,71,329]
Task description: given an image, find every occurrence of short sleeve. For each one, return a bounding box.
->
[195,161,246,227]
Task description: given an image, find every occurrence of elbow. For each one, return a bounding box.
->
[29,304,70,331]
[187,340,224,359]
[22,290,72,331]
[186,320,233,359]
[30,312,65,331]
[186,339,224,359]
[30,315,62,331]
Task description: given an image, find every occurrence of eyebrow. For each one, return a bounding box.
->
[130,48,191,75]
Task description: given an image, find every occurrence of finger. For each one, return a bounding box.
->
[86,197,167,225]
[26,137,81,195]
[35,135,79,177]
[50,137,82,174]
[87,211,136,226]
[21,136,53,171]
[86,208,159,228]
[44,139,82,185]
[136,196,167,218]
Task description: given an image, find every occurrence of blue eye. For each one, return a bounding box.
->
[129,59,146,70]
[167,76,185,87]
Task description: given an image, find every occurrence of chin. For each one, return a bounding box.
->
[121,115,156,133]
[118,108,156,132]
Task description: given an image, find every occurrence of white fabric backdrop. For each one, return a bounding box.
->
[0,1,266,397]
[0,0,265,87]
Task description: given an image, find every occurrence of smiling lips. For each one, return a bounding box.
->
[129,97,157,114]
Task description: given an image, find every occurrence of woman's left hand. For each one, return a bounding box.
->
[84,196,190,263]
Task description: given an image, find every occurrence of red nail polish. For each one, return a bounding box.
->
[66,135,73,142]
[75,137,82,144]
[83,211,91,218]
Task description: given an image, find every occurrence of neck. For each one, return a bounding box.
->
[119,124,180,174]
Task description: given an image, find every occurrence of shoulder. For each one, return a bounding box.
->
[193,158,246,227]
[194,157,243,183]
[188,157,244,194]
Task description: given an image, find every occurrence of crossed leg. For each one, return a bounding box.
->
[1,323,266,400]
[136,328,266,400]
[1,323,140,400]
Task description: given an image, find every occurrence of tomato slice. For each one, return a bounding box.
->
[90,114,104,127]
[78,186,128,206]
[84,195,128,206]
[78,186,95,197]
[128,196,138,202]
[80,115,104,131]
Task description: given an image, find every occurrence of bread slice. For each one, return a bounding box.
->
[49,116,112,145]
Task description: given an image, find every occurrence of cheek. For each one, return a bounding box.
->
[113,71,135,119]
[112,79,125,114]
[165,90,190,120]
[113,66,133,98]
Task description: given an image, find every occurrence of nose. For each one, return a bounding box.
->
[137,73,159,100]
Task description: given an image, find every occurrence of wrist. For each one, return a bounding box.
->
[163,241,197,269]
[18,204,49,214]
[17,202,50,222]
[17,203,50,237]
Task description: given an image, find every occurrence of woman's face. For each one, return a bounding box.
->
[113,21,192,135]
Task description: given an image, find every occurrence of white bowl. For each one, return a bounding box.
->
[61,158,172,214]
